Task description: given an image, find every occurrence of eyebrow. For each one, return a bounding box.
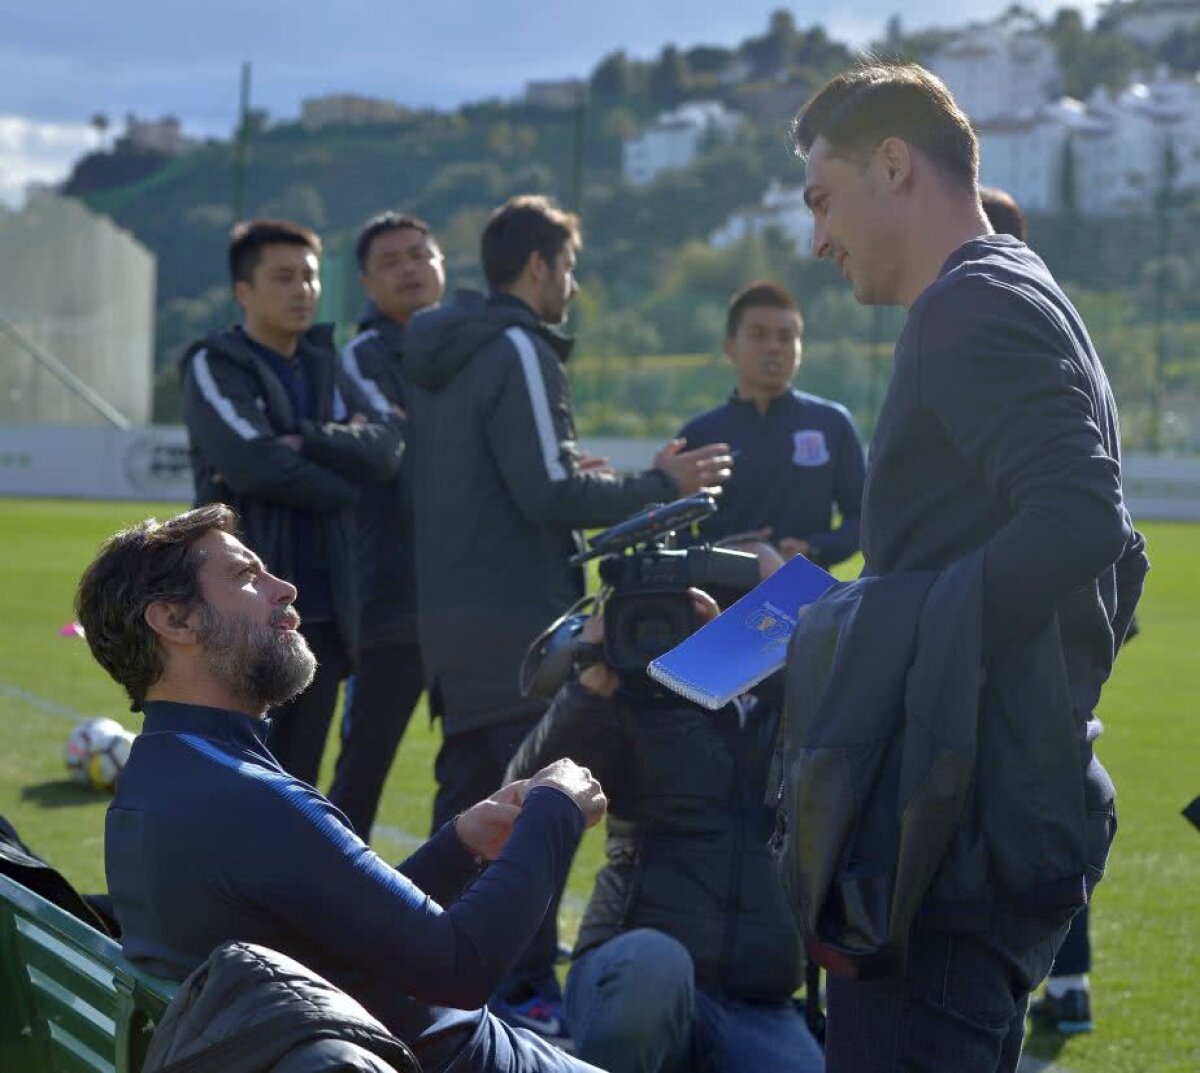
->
[227,554,265,575]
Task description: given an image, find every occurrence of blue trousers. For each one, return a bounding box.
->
[1049,905,1091,976]
[439,1012,605,1073]
[823,915,1069,1073]
[564,929,824,1073]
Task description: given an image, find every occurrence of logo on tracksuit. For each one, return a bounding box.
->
[792,430,830,466]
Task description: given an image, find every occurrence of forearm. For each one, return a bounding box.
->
[981,460,1129,644]
[397,821,480,907]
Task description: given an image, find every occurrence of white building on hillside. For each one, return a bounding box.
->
[977,71,1200,215]
[927,13,1062,123]
[709,180,814,256]
[301,94,409,130]
[622,100,741,185]
[1101,0,1200,47]
[524,79,586,109]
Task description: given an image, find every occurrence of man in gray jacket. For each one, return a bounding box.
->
[404,194,732,1034]
[181,218,402,789]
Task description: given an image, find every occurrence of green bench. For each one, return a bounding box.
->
[0,872,176,1073]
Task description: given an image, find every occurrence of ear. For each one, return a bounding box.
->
[722,336,738,364]
[526,250,548,284]
[233,278,252,311]
[145,601,201,646]
[877,137,913,188]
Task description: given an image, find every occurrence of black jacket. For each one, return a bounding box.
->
[404,292,677,733]
[773,552,1117,980]
[181,325,403,658]
[340,307,419,649]
[507,681,802,1001]
[142,941,418,1073]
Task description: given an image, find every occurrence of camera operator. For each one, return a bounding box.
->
[505,549,823,1073]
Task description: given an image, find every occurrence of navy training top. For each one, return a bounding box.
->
[105,700,585,1072]
[863,235,1147,759]
[238,327,334,621]
[678,388,866,567]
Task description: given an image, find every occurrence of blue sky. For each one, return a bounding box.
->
[0,0,1100,205]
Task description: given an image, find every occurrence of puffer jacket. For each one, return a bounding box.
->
[506,682,802,1001]
[142,941,419,1073]
[773,550,1116,979]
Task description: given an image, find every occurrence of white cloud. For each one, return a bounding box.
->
[0,116,96,208]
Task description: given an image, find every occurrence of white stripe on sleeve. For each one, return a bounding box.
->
[191,350,262,441]
[506,327,567,482]
[340,331,392,416]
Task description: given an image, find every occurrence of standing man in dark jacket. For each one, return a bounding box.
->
[404,194,733,1033]
[328,212,445,841]
[679,280,866,569]
[790,63,1147,1071]
[181,219,402,789]
[507,587,824,1073]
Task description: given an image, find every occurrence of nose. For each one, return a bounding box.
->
[269,571,298,606]
[812,220,831,260]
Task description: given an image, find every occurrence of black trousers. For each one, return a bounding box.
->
[267,620,352,788]
[432,715,568,1004]
[328,639,425,841]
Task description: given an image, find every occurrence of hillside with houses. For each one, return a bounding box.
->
[41,2,1200,448]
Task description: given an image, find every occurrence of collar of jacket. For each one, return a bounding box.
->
[487,292,575,363]
[357,304,407,354]
[726,387,802,417]
[185,323,337,372]
[141,700,273,753]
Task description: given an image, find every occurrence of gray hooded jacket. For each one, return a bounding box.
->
[404,291,676,733]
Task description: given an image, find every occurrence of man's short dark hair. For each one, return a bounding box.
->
[791,63,979,189]
[76,505,238,712]
[355,212,436,272]
[980,186,1028,242]
[228,219,322,285]
[726,280,803,338]
[481,195,582,290]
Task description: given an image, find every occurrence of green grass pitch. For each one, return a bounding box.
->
[0,498,1195,1071]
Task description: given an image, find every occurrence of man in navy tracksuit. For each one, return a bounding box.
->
[78,505,608,1073]
[678,281,865,569]
[328,212,446,841]
[180,219,402,790]
[790,64,1147,1072]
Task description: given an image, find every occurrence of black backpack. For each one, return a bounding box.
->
[0,814,117,937]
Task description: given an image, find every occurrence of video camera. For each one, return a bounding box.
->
[520,493,760,698]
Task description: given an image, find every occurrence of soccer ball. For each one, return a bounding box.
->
[86,730,135,792]
[63,718,130,789]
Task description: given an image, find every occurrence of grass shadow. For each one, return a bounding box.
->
[20,780,110,808]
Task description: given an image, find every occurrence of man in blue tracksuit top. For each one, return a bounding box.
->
[678,281,866,569]
[76,505,608,1073]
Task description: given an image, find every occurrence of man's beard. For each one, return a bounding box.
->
[196,604,316,712]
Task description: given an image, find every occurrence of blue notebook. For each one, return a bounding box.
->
[647,554,837,709]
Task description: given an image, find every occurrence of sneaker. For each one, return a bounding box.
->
[1029,988,1093,1034]
[491,994,570,1040]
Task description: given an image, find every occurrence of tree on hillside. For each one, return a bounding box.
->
[1046,8,1149,97]
[649,46,689,109]
[1158,23,1200,73]
[741,9,797,79]
[90,113,110,151]
[685,45,734,76]
[592,51,639,100]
